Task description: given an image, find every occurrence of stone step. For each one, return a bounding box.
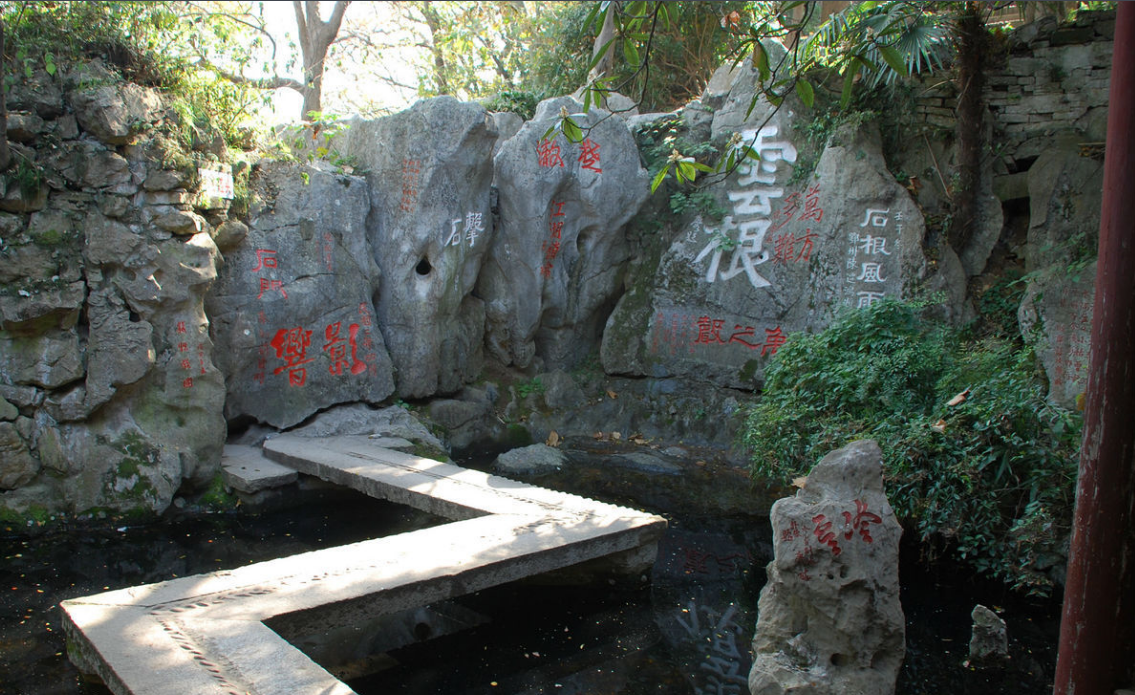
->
[62,436,667,695]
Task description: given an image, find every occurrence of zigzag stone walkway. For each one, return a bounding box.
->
[61,435,667,695]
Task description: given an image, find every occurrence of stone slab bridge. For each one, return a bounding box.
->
[60,435,667,695]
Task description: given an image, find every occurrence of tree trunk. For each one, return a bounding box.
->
[417,2,451,95]
[293,0,350,120]
[589,2,618,81]
[951,2,987,256]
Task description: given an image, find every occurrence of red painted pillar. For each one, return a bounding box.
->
[1053,3,1135,693]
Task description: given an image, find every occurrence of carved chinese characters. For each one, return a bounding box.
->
[694,126,798,290]
[207,161,394,429]
[750,440,905,695]
[484,95,649,369]
[603,114,925,390]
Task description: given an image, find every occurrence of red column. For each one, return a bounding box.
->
[1053,3,1135,693]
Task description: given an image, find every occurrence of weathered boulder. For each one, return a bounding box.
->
[69,81,164,146]
[1025,143,1103,273]
[750,439,904,695]
[493,443,567,476]
[209,161,394,429]
[603,115,925,388]
[44,139,135,193]
[0,421,39,490]
[50,411,185,515]
[332,97,497,398]
[83,287,155,411]
[968,604,1009,666]
[0,329,84,390]
[7,68,64,119]
[287,404,447,457]
[482,96,649,371]
[1016,142,1102,407]
[1018,263,1095,408]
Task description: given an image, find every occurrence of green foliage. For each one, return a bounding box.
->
[481,90,539,120]
[741,298,1081,594]
[524,1,748,112]
[634,116,724,216]
[516,378,546,399]
[3,1,265,148]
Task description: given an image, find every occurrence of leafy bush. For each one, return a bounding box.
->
[3,2,264,148]
[481,90,540,120]
[741,298,1081,594]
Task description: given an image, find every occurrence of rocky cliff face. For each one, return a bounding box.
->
[1,61,230,518]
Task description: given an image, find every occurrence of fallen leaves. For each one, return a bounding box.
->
[947,388,970,407]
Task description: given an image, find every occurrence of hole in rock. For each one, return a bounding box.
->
[831,653,850,667]
[128,310,142,323]
[415,257,432,276]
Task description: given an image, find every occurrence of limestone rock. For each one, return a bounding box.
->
[750,440,904,695]
[483,96,649,370]
[427,398,492,449]
[538,369,587,410]
[493,443,567,476]
[6,111,46,143]
[45,139,134,192]
[70,81,163,145]
[53,414,184,515]
[287,404,447,456]
[7,69,64,118]
[209,162,394,429]
[153,210,205,236]
[603,117,925,389]
[0,329,84,390]
[84,288,155,412]
[1025,143,1104,273]
[333,97,497,398]
[0,177,47,213]
[0,280,84,329]
[1018,264,1094,408]
[214,219,249,251]
[0,396,17,421]
[0,421,39,490]
[968,604,1009,666]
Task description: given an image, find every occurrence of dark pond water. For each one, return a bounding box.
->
[0,444,1061,695]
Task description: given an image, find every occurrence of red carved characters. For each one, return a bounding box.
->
[270,327,314,386]
[323,322,367,376]
[842,499,883,542]
[779,499,884,579]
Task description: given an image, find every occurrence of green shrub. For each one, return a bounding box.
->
[741,298,1081,594]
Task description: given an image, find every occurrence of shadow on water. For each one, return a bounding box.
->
[0,444,1060,695]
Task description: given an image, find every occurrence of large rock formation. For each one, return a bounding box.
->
[749,440,904,695]
[0,63,230,517]
[208,161,394,428]
[482,96,650,370]
[1016,142,1103,408]
[333,97,498,398]
[602,66,926,388]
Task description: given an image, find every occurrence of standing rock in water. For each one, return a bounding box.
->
[749,439,905,695]
[967,604,1009,666]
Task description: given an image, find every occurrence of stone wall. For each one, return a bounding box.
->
[913,10,1113,168]
[1,61,237,518]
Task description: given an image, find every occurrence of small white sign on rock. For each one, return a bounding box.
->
[198,168,234,199]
